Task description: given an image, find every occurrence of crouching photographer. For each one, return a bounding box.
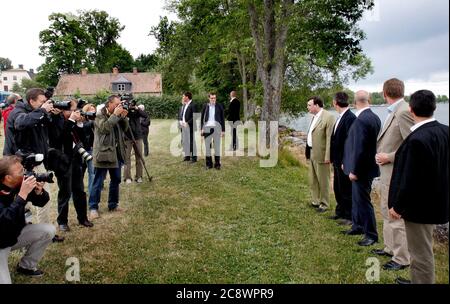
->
[0,156,55,284]
[48,99,94,233]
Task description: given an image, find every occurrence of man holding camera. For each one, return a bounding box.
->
[0,156,55,284]
[123,100,148,184]
[48,99,93,232]
[3,89,61,236]
[88,95,129,219]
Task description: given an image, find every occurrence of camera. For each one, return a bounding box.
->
[74,142,93,163]
[80,111,96,120]
[16,151,54,183]
[77,98,88,110]
[120,93,136,111]
[50,100,72,111]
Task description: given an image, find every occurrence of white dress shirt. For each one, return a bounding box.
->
[334,107,350,134]
[355,106,370,117]
[307,109,323,147]
[410,118,436,132]
[182,100,192,124]
[206,104,217,127]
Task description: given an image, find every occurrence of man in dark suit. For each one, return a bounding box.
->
[201,92,225,169]
[227,91,241,151]
[179,92,197,163]
[389,90,448,284]
[330,92,356,225]
[342,90,381,246]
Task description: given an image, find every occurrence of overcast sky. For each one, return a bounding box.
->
[2,0,449,95]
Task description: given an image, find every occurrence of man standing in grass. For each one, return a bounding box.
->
[373,78,414,271]
[306,96,336,213]
[389,90,448,284]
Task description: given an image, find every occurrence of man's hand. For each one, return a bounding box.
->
[120,109,128,118]
[18,176,37,201]
[389,208,402,220]
[323,160,330,164]
[40,100,54,113]
[113,104,124,116]
[50,108,62,115]
[34,182,45,195]
[69,110,82,122]
[375,152,390,166]
[349,172,358,181]
[221,131,225,137]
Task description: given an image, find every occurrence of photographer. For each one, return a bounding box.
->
[81,103,96,194]
[48,99,93,232]
[123,99,148,183]
[88,95,129,219]
[138,105,151,157]
[2,93,21,134]
[0,156,55,284]
[3,88,59,233]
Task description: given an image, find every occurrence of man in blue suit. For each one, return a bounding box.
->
[342,90,381,246]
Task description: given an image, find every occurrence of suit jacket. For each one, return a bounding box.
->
[309,109,336,162]
[227,98,241,122]
[388,121,449,224]
[201,103,225,132]
[343,108,381,180]
[181,101,197,131]
[376,100,414,184]
[330,109,356,167]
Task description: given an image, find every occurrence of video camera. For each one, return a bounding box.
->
[49,100,72,110]
[16,151,54,183]
[80,111,96,120]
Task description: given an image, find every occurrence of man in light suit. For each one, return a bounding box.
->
[330,92,356,225]
[201,92,225,169]
[389,90,448,284]
[372,78,414,271]
[306,96,336,213]
[342,91,381,246]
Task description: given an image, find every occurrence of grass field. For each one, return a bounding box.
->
[3,119,448,284]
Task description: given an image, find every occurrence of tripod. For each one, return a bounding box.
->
[127,128,153,182]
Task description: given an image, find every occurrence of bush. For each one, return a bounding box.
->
[134,95,210,119]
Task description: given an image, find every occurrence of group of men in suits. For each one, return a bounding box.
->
[178,91,241,169]
[306,78,448,284]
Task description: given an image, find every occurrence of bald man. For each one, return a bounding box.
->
[342,91,381,246]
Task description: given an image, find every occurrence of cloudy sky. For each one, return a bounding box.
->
[2,0,449,95]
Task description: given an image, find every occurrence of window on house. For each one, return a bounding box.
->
[117,84,126,91]
[3,77,7,81]
[4,86,8,91]
[13,76,17,81]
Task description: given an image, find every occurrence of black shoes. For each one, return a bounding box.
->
[358,237,377,246]
[316,206,328,213]
[52,235,65,243]
[79,219,94,228]
[370,249,393,257]
[341,229,363,235]
[183,157,191,162]
[383,260,409,271]
[328,215,341,220]
[395,277,411,284]
[16,264,44,278]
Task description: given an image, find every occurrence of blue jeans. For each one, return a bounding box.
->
[88,165,122,211]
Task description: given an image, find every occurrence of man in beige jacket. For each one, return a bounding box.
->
[306,96,336,212]
[373,78,414,270]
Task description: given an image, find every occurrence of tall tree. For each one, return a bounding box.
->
[0,57,13,71]
[37,10,130,85]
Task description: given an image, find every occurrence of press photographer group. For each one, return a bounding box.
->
[0,87,150,284]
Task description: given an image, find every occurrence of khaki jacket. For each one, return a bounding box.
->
[310,109,336,162]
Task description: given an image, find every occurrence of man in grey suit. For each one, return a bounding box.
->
[372,78,414,270]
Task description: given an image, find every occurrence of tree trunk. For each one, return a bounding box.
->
[248,0,292,145]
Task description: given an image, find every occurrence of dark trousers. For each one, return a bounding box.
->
[56,157,88,225]
[351,178,378,241]
[182,125,197,160]
[143,132,149,156]
[204,127,221,168]
[230,121,239,150]
[333,164,352,220]
[88,165,122,211]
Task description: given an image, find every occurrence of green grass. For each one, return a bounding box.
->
[3,119,448,284]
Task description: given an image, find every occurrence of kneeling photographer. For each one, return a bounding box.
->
[0,155,55,284]
[48,99,94,232]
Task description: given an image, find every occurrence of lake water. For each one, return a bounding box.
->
[280,102,449,132]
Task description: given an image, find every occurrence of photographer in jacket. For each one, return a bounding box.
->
[48,99,94,233]
[0,156,55,284]
[88,95,129,220]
